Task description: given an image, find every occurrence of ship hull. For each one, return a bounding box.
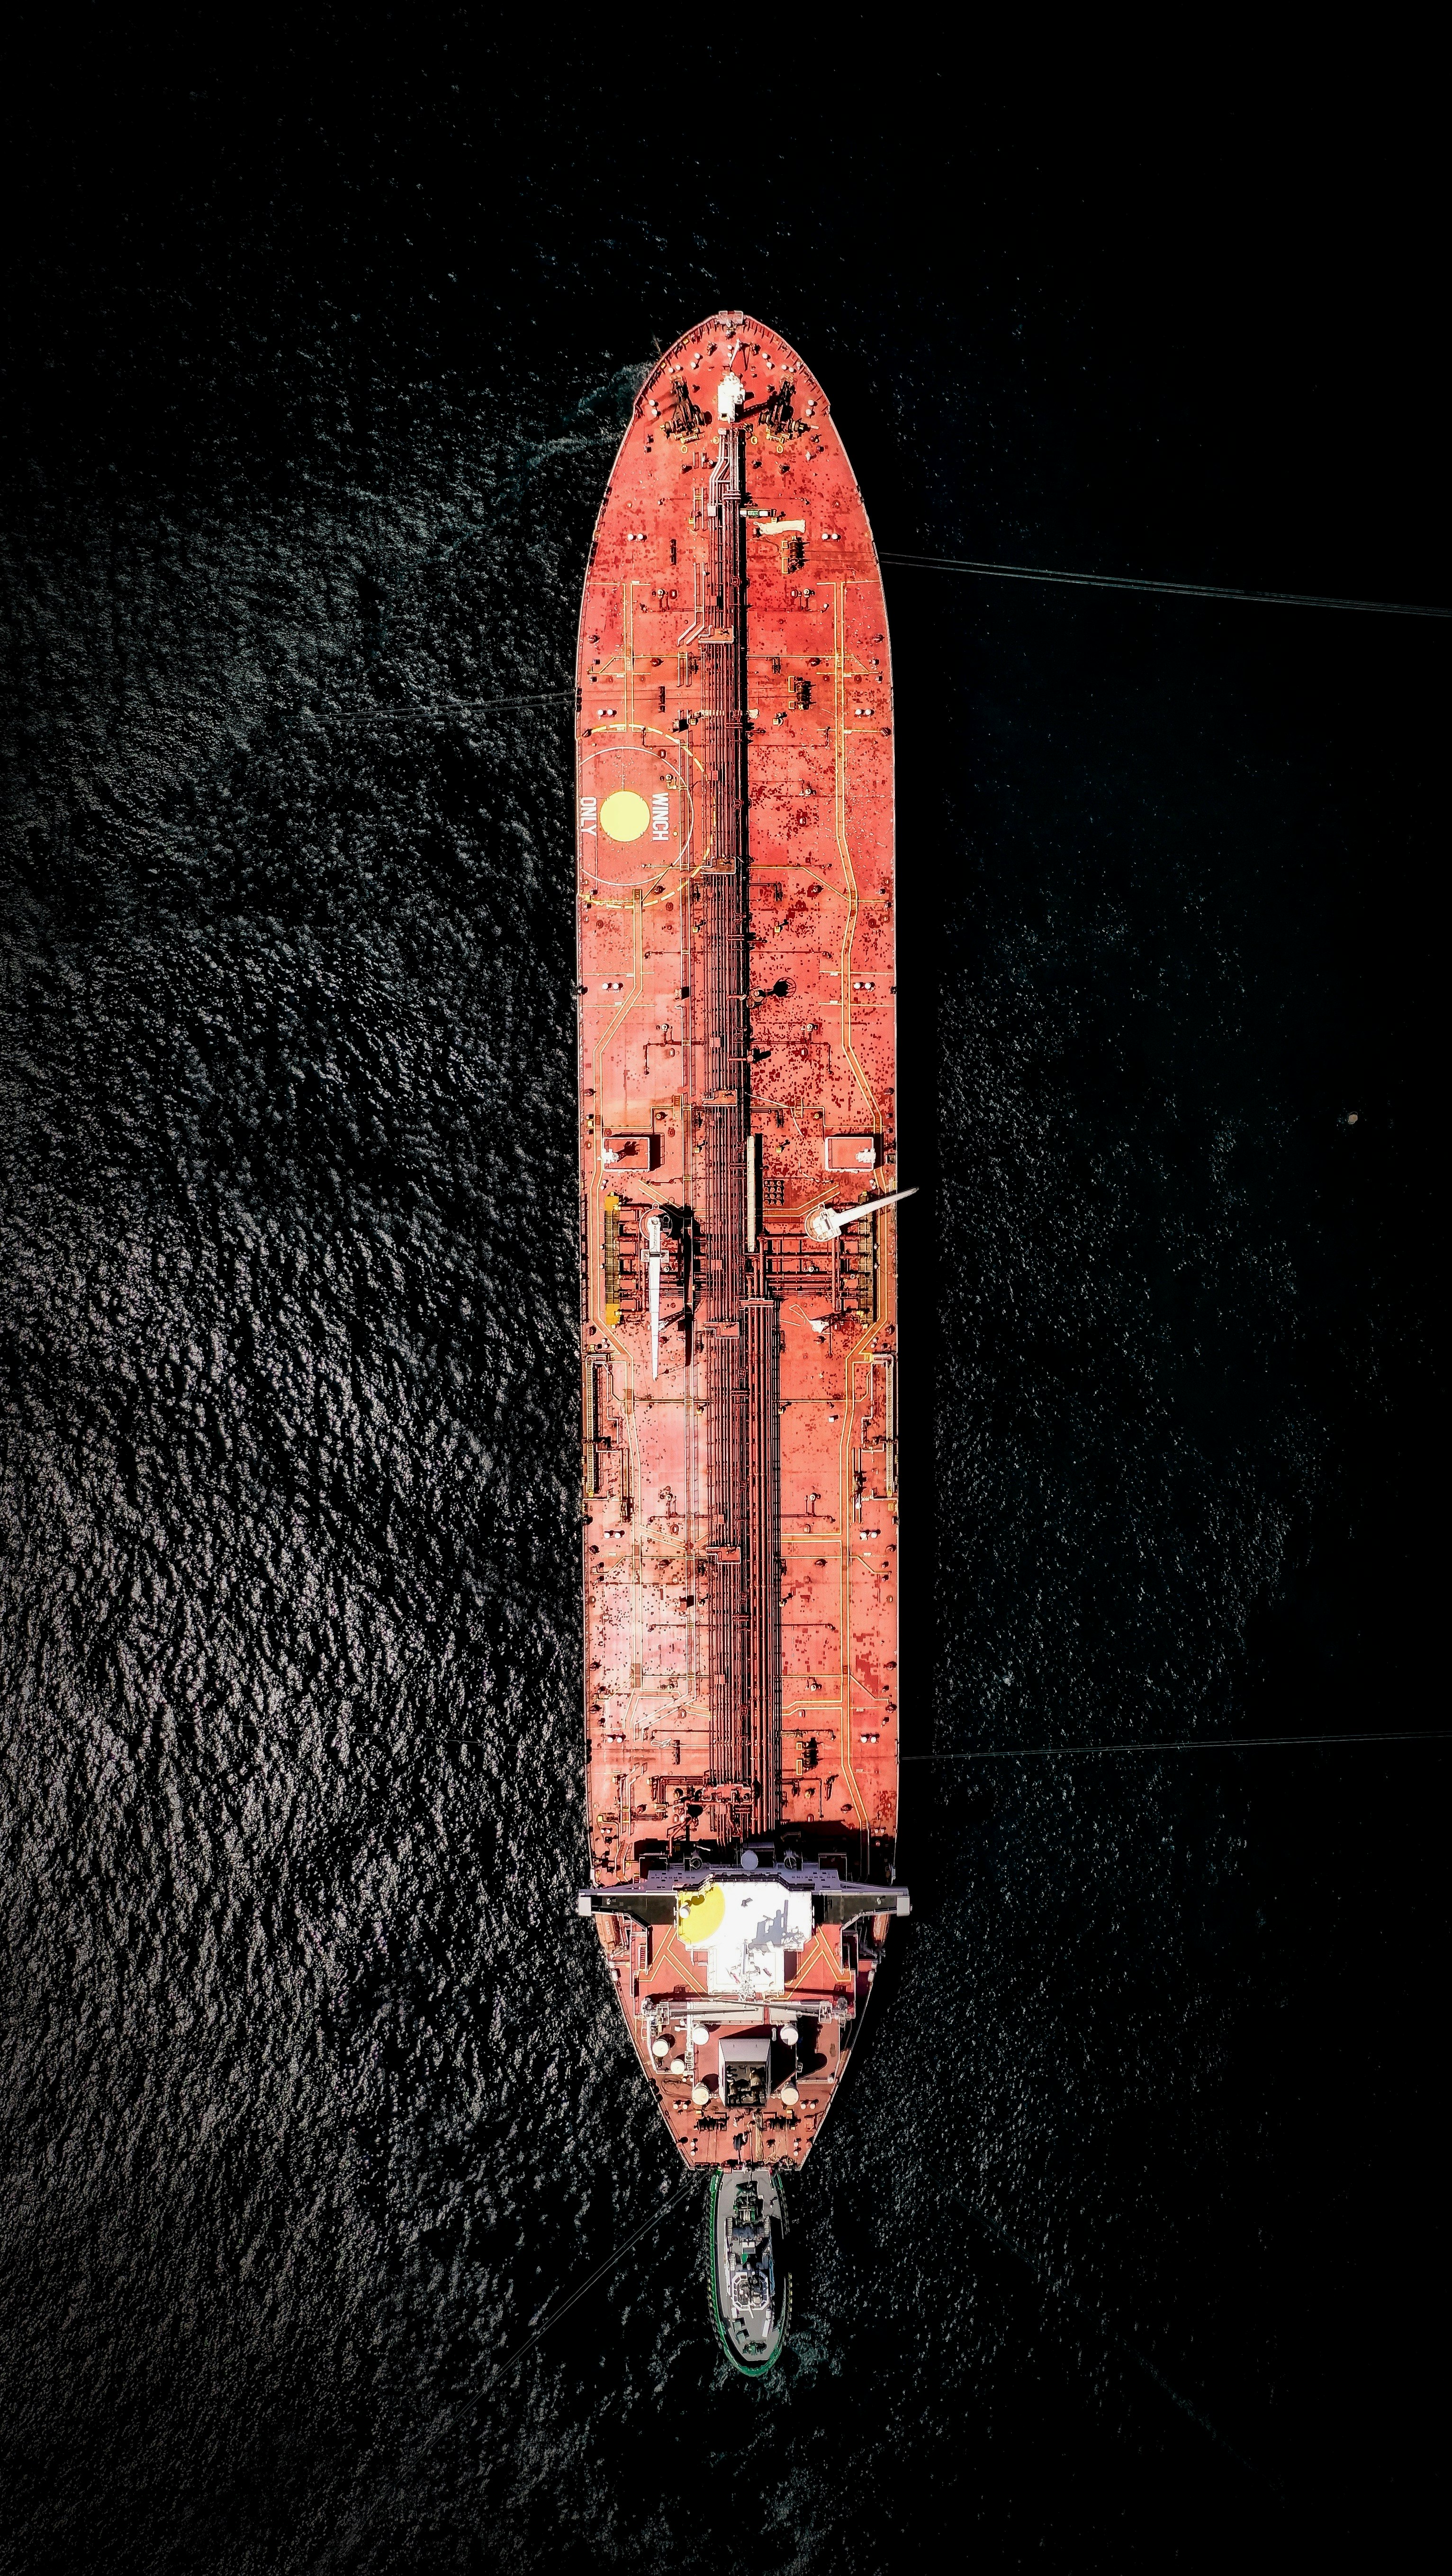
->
[575,311,906,2172]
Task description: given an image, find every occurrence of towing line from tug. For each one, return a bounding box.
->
[572,310,911,2373]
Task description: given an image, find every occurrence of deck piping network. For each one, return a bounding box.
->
[694,387,781,1840]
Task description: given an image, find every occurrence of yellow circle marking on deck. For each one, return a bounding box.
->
[600,789,651,841]
[676,1882,726,1941]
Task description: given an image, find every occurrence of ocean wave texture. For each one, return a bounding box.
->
[1,69,1442,2576]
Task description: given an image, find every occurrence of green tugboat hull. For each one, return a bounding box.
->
[708,2169,791,2376]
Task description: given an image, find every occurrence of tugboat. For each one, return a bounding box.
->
[708,2169,791,2376]
[574,311,909,2364]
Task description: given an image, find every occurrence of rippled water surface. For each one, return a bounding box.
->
[2,44,1443,2574]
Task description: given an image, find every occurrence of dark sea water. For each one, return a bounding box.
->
[1,38,1444,2574]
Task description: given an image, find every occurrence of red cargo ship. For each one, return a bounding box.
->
[574,312,910,2194]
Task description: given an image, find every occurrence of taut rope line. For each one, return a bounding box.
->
[484,2176,697,2389]
[882,550,1450,619]
[903,1729,1452,1762]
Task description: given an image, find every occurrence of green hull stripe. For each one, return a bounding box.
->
[706,2170,790,2379]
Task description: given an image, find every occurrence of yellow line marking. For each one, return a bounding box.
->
[832,580,882,1138]
[587,890,645,1322]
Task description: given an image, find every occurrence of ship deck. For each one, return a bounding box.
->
[575,311,903,2167]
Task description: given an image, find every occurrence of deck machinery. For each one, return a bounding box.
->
[575,313,910,2196]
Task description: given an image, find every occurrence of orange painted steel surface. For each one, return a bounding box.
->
[575,312,904,2172]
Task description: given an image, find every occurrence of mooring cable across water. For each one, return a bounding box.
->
[350,686,577,721]
[881,550,1451,618]
[343,542,1452,740]
[903,1729,1452,1762]
[968,2202,1283,2496]
[484,2175,698,2389]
